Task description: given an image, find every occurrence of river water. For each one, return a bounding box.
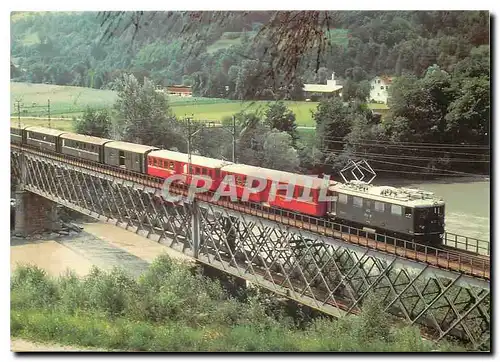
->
[394,178,491,245]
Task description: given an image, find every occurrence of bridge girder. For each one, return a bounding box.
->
[10,148,490,349]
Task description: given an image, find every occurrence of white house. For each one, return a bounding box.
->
[369,76,393,104]
[303,72,343,99]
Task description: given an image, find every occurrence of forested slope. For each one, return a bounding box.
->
[10,11,490,177]
[11,11,489,99]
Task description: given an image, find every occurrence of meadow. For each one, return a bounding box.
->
[206,31,252,54]
[11,82,389,130]
[10,82,320,125]
[10,82,118,118]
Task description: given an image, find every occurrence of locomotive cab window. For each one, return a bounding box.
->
[338,194,348,204]
[169,162,175,170]
[419,209,429,219]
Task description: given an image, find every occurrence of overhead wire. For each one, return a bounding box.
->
[320,138,490,150]
[319,140,490,157]
[336,150,490,163]
[318,134,490,148]
[336,157,489,178]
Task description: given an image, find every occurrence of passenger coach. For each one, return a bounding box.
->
[220,164,331,217]
[147,150,231,191]
[25,126,66,152]
[104,141,158,173]
[60,133,111,163]
[10,125,27,144]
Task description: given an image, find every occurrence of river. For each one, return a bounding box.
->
[394,178,491,243]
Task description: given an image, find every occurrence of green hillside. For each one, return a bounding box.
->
[11,11,488,102]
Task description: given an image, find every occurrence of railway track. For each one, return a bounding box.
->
[12,144,490,280]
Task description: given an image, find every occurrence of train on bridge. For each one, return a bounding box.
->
[11,125,445,245]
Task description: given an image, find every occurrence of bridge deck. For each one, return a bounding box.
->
[11,145,490,281]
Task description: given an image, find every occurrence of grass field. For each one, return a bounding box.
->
[11,82,390,128]
[10,82,118,118]
[10,82,320,125]
[171,100,318,125]
[206,31,257,54]
[206,38,242,54]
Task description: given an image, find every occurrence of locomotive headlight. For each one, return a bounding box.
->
[419,225,425,230]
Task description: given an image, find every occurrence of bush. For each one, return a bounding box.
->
[11,265,59,310]
[83,267,139,317]
[354,292,392,343]
[10,256,468,352]
[57,270,86,314]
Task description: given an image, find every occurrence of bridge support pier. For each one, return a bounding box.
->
[14,191,58,236]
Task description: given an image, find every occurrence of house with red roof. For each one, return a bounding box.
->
[166,85,193,97]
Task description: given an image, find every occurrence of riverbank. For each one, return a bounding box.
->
[11,338,109,352]
[10,259,465,352]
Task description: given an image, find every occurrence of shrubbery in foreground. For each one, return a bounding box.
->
[10,255,465,352]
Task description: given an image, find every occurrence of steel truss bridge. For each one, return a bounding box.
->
[11,145,491,349]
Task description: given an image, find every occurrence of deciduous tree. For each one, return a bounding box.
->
[264,101,298,145]
[262,131,300,172]
[73,107,111,138]
[113,73,185,151]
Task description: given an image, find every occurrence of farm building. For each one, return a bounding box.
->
[303,72,343,100]
[165,85,193,97]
